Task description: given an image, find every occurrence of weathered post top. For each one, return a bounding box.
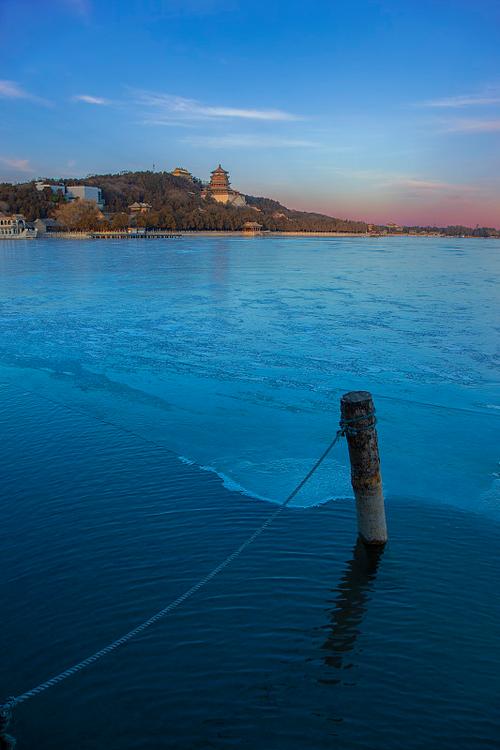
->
[340,391,388,546]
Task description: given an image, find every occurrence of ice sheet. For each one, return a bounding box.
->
[0,235,498,515]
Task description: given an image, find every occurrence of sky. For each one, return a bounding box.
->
[1,0,500,227]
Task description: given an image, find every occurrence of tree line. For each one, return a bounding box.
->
[1,171,498,235]
[0,171,368,232]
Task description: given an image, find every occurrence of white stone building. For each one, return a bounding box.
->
[66,185,104,209]
[0,214,37,238]
[35,181,104,209]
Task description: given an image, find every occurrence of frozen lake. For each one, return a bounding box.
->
[1,234,500,749]
[0,234,498,516]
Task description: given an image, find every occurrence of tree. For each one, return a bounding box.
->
[110,212,130,230]
[54,199,104,230]
[135,212,150,228]
[158,208,176,229]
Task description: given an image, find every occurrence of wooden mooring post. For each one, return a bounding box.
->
[340,391,388,546]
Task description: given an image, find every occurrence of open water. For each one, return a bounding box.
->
[0,235,499,748]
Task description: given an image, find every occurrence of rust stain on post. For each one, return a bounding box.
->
[340,391,388,546]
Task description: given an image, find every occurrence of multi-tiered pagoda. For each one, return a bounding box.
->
[201,165,246,207]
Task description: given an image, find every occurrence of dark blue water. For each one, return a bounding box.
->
[1,236,499,748]
[1,386,499,749]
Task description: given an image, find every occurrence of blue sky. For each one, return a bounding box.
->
[1,0,500,226]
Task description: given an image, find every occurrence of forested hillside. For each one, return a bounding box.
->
[0,170,368,232]
[2,171,498,235]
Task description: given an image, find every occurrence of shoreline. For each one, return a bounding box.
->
[33,230,500,240]
[36,229,500,240]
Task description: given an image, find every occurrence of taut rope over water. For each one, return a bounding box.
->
[0,407,376,735]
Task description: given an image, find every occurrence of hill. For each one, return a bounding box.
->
[0,170,368,233]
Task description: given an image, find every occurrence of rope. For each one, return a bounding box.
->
[339,412,376,436]
[0,421,347,722]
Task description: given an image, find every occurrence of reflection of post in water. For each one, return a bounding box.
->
[322,538,384,676]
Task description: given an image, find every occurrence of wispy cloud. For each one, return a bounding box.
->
[60,0,92,19]
[0,80,26,99]
[0,157,33,173]
[443,118,500,133]
[380,177,483,202]
[0,79,50,106]
[332,168,481,197]
[72,94,109,105]
[389,178,480,193]
[419,92,500,108]
[135,91,301,122]
[182,134,317,148]
[136,0,237,19]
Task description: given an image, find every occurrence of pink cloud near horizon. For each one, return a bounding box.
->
[273,189,500,229]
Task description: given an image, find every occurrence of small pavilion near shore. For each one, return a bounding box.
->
[242,221,263,234]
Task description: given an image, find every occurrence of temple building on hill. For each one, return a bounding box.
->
[171,166,193,181]
[201,165,246,207]
[129,202,152,214]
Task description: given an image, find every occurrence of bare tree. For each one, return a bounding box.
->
[54,199,104,231]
